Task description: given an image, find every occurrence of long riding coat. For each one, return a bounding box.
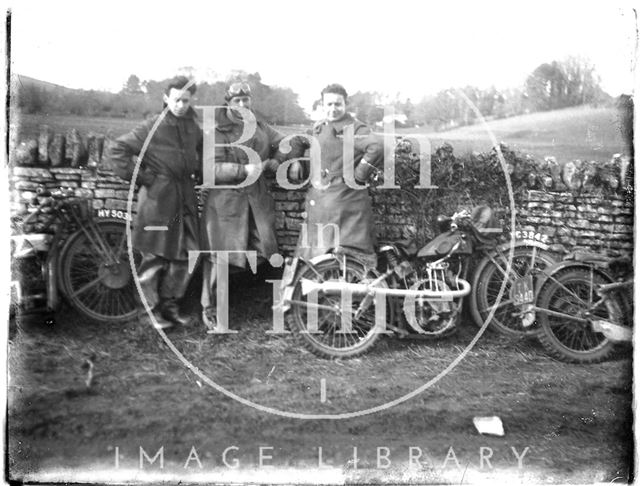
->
[296,114,384,260]
[201,107,304,268]
[108,108,201,260]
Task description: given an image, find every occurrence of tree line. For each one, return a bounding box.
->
[349,56,612,130]
[14,70,309,125]
[15,56,613,128]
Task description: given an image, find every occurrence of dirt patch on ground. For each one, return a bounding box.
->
[7,279,633,484]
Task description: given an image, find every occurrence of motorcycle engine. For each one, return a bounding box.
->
[402,261,462,336]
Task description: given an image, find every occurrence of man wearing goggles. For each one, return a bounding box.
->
[200,81,305,331]
[226,81,252,102]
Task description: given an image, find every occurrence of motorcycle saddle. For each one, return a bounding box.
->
[470,205,495,229]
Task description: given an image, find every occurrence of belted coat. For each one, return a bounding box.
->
[108,108,201,260]
[296,114,384,260]
[201,107,305,268]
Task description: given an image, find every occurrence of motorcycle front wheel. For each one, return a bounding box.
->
[537,267,624,363]
[470,246,557,337]
[58,220,142,322]
[285,256,388,359]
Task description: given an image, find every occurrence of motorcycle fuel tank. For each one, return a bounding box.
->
[417,230,472,258]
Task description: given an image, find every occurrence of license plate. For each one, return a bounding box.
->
[511,275,534,305]
[94,208,132,221]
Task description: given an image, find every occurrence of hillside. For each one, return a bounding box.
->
[13,102,629,166]
[12,74,75,93]
[399,106,627,163]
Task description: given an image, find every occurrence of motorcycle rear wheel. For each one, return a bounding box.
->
[470,246,557,337]
[58,220,142,322]
[285,256,387,359]
[537,267,623,363]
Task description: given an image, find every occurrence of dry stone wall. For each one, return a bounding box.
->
[10,125,634,258]
[519,190,634,254]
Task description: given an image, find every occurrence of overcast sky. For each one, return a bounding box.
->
[7,0,638,112]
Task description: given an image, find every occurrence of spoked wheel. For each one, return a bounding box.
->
[58,220,142,322]
[471,246,557,337]
[286,256,387,358]
[537,267,623,363]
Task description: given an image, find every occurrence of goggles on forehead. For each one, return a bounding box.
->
[226,82,251,100]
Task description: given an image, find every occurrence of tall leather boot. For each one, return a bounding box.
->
[159,298,190,327]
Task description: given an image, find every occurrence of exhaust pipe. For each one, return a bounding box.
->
[300,278,471,301]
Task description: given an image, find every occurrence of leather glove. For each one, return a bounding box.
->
[354,160,376,184]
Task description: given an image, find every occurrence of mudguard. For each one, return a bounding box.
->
[534,259,615,295]
[494,239,551,254]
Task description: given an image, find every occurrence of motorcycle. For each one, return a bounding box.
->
[278,206,558,358]
[10,186,142,323]
[533,251,633,363]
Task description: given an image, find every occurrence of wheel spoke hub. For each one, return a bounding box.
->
[98,261,131,289]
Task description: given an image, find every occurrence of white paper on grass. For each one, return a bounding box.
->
[473,416,505,436]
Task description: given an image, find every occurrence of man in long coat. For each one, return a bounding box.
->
[290,83,384,261]
[200,82,305,330]
[109,76,200,329]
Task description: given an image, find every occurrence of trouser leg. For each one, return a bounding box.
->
[138,251,192,304]
[137,252,165,310]
[201,256,220,309]
[154,259,192,326]
[159,259,191,301]
[210,260,225,313]
[201,254,235,332]
[200,257,212,309]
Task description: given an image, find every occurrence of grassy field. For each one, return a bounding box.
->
[12,106,627,165]
[11,112,146,141]
[398,106,626,163]
[7,279,633,484]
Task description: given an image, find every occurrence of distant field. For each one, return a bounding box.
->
[11,112,305,142]
[11,113,146,142]
[11,106,627,163]
[397,106,626,163]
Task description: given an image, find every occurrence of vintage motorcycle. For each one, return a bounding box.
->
[10,186,142,323]
[533,251,633,363]
[279,206,558,358]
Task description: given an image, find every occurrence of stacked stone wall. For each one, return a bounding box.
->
[10,125,633,257]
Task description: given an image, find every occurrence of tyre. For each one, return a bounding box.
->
[58,220,142,322]
[537,267,623,363]
[470,246,557,337]
[285,256,386,358]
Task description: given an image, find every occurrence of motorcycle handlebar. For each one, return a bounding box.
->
[451,209,471,222]
[446,210,471,231]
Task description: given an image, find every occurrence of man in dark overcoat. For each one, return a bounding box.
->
[109,76,201,329]
[200,82,305,330]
